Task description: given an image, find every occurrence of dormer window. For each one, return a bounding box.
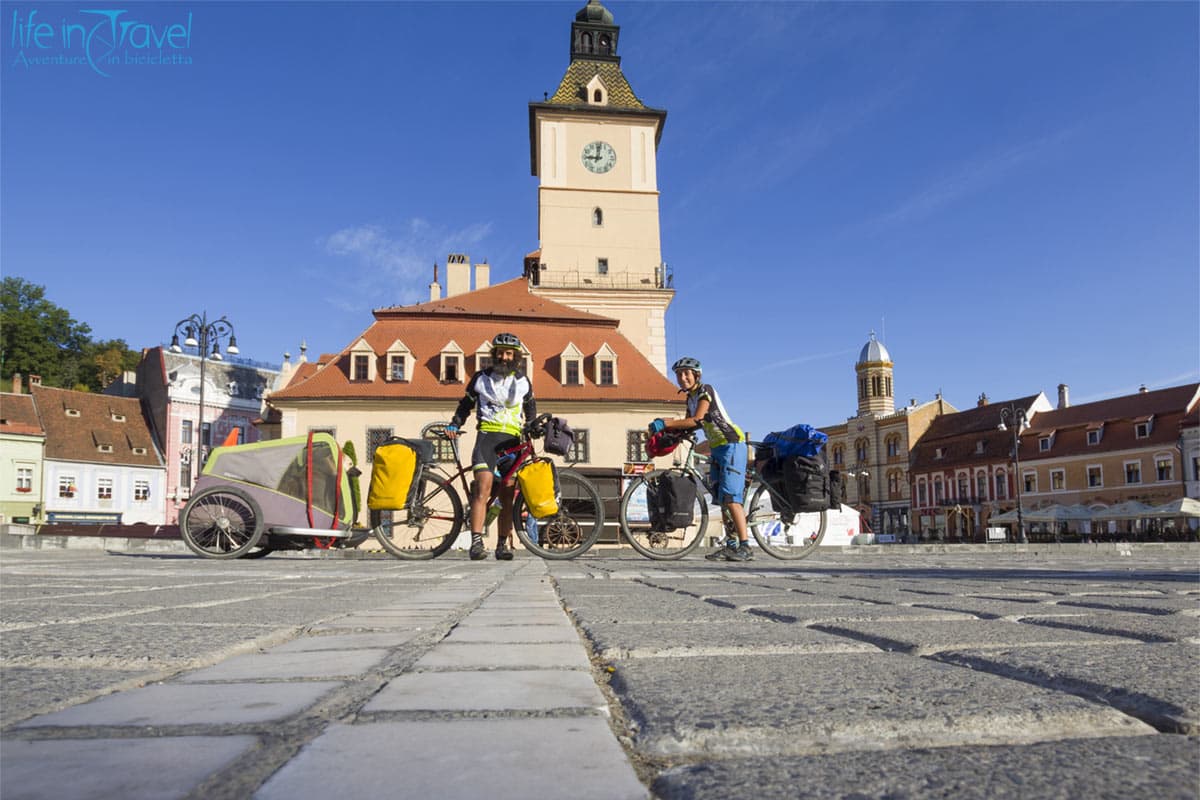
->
[560,343,583,386]
[974,440,985,455]
[227,381,238,396]
[65,408,80,418]
[1087,424,1103,445]
[97,444,113,453]
[440,340,464,383]
[593,343,617,386]
[111,412,126,423]
[474,340,493,373]
[585,75,608,106]
[386,339,412,382]
[1134,416,1153,438]
[1038,435,1053,452]
[348,338,377,382]
[934,447,944,460]
[132,446,147,456]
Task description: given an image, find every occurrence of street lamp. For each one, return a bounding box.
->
[169,312,238,485]
[998,405,1029,544]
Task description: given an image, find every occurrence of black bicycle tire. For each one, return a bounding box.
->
[371,472,463,560]
[511,470,603,560]
[746,480,827,560]
[619,470,709,560]
[180,486,265,559]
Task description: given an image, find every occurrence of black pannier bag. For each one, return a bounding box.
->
[647,473,698,532]
[827,470,844,510]
[782,455,829,512]
[758,455,795,523]
[542,417,575,457]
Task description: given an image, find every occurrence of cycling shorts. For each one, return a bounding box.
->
[708,441,747,506]
[472,431,521,473]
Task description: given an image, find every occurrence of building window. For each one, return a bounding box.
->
[1156,457,1173,482]
[957,475,969,499]
[1051,469,1065,491]
[934,447,944,460]
[1087,465,1103,487]
[976,472,988,501]
[832,445,844,466]
[1124,461,1141,484]
[1087,429,1101,445]
[599,360,615,385]
[1023,473,1036,494]
[97,478,113,501]
[917,480,927,506]
[353,354,370,381]
[592,208,603,227]
[421,423,455,464]
[627,430,648,462]
[859,378,866,400]
[16,466,33,492]
[59,476,77,498]
[886,436,899,458]
[564,360,581,385]
[182,419,193,444]
[389,356,406,382]
[1038,437,1052,452]
[441,353,462,383]
[597,258,609,275]
[134,481,150,501]
[180,462,191,488]
[477,355,492,372]
[201,423,212,447]
[856,439,869,462]
[995,471,1007,500]
[566,429,590,464]
[1134,421,1151,439]
[367,428,394,462]
[933,478,944,504]
[887,472,900,497]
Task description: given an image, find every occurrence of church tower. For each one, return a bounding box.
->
[856,332,895,416]
[527,0,673,372]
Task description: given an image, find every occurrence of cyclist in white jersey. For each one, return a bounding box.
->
[447,333,536,561]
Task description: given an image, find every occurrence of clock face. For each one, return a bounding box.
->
[581,140,616,174]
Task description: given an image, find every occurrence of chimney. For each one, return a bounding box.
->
[11,373,21,394]
[429,262,442,302]
[446,253,470,297]
[475,260,490,290]
[29,375,42,387]
[1139,384,1148,393]
[977,393,989,407]
[1057,383,1070,409]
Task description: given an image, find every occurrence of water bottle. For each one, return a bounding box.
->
[484,497,503,527]
[494,452,516,479]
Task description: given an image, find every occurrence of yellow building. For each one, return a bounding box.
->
[821,334,953,537]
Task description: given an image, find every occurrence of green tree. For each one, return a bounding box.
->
[1,277,93,390]
[80,338,141,390]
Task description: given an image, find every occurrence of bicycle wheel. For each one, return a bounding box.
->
[371,472,463,560]
[746,480,827,560]
[180,486,264,559]
[512,470,603,560]
[619,470,709,560]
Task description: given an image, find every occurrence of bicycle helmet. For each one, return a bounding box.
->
[671,356,702,374]
[492,332,522,351]
[646,430,683,457]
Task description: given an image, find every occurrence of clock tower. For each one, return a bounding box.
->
[527,0,672,372]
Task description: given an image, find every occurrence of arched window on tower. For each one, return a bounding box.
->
[592,207,603,227]
[581,32,592,53]
[599,33,611,55]
[859,378,867,399]
[885,376,892,396]
[872,376,881,396]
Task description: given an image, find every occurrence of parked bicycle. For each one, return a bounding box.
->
[370,414,605,560]
[617,434,827,560]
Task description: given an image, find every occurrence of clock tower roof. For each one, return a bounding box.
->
[576,0,614,25]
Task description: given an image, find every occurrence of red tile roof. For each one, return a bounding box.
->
[30,385,162,466]
[1025,384,1199,434]
[271,278,679,403]
[0,393,44,437]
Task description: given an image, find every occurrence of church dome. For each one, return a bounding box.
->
[576,0,614,24]
[858,332,891,364]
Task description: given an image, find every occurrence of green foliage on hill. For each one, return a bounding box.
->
[0,277,139,393]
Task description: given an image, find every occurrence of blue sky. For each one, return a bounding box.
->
[3,1,1197,438]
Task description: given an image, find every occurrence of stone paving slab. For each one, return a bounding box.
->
[0,735,259,800]
[177,649,389,682]
[266,631,422,652]
[463,607,570,624]
[578,620,877,659]
[0,667,156,729]
[933,642,1200,734]
[650,734,1200,800]
[608,652,1155,757]
[16,681,341,728]
[254,718,647,800]
[443,624,582,644]
[0,624,286,668]
[1052,596,1199,615]
[414,642,592,671]
[307,613,449,632]
[363,669,608,712]
[562,591,750,623]
[809,617,1145,655]
[1018,611,1200,643]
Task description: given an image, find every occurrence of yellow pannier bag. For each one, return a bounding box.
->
[368,439,422,511]
[517,458,559,518]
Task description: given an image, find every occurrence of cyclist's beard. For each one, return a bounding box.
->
[492,359,517,377]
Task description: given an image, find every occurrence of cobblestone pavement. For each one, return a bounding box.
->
[1,545,1197,799]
